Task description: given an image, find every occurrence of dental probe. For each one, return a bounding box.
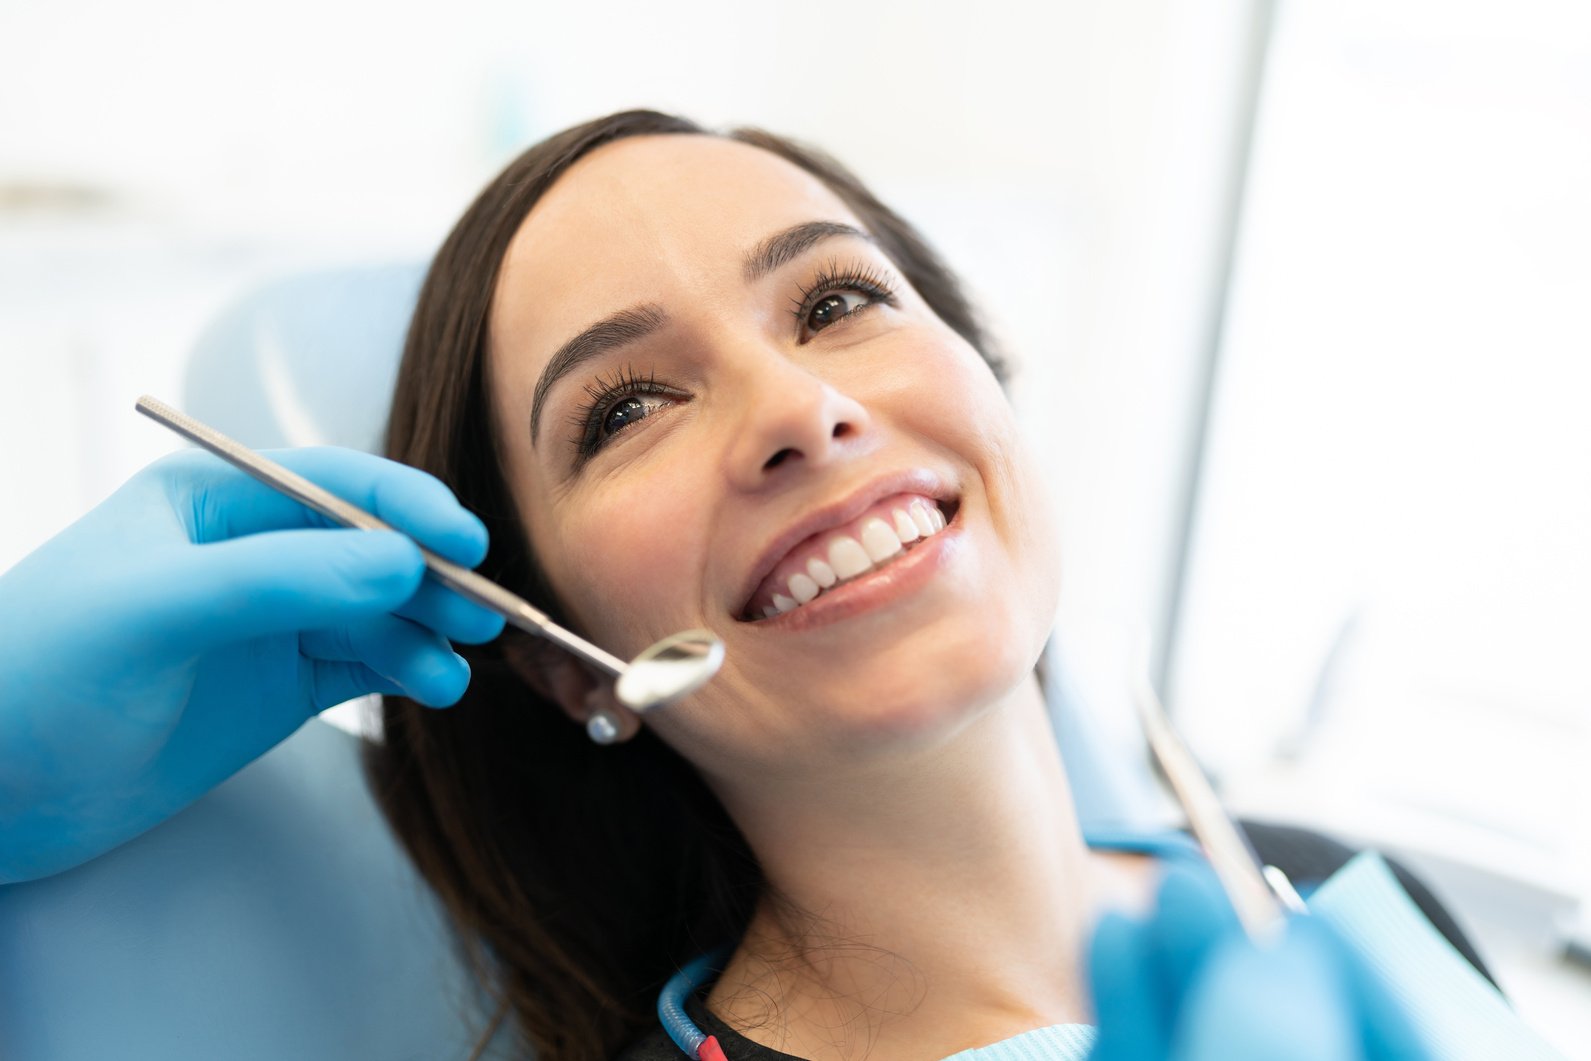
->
[135,396,724,712]
[1129,633,1308,944]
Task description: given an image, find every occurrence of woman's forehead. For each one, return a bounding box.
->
[493,135,864,342]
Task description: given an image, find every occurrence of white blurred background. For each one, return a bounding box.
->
[2,0,1587,1049]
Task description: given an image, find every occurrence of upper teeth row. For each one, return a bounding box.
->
[762,499,947,619]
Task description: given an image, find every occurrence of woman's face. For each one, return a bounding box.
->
[487,134,1060,782]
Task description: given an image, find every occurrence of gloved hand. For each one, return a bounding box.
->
[1088,865,1431,1061]
[0,447,506,884]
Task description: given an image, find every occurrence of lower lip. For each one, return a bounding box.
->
[745,515,961,632]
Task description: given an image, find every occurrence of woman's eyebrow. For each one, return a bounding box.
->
[530,303,667,446]
[742,220,875,282]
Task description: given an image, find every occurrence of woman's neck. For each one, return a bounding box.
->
[706,678,1153,1061]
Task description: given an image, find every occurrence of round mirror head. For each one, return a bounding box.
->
[614,629,725,711]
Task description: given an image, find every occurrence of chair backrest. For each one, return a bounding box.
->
[183,262,425,452]
[0,720,507,1060]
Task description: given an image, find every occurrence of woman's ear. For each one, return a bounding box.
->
[500,632,642,742]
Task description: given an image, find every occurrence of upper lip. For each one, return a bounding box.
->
[732,468,956,618]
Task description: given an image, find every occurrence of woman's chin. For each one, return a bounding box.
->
[794,635,1043,757]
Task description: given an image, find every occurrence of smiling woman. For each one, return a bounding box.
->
[360,111,1443,1061]
[366,109,1079,1060]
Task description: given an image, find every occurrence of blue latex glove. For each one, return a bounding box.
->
[0,447,506,884]
[1089,865,1432,1061]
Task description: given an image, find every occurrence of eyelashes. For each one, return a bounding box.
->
[788,258,897,332]
[568,257,899,463]
[566,364,679,460]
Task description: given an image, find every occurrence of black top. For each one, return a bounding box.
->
[617,821,1495,1060]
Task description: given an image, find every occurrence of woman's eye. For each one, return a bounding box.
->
[601,393,671,439]
[806,291,872,333]
[573,368,685,463]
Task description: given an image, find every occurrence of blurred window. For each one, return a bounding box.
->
[1166,0,1591,904]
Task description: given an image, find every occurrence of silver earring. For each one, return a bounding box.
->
[586,707,621,745]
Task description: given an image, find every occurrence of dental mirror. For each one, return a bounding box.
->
[135,395,726,713]
[614,629,726,710]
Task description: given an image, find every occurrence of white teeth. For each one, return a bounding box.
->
[828,536,872,580]
[892,508,920,543]
[860,517,903,563]
[788,572,820,604]
[754,499,955,620]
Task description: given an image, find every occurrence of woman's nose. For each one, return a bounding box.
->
[724,364,877,490]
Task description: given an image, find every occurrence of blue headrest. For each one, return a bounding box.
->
[183,263,425,452]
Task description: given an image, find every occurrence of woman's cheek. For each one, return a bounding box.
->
[561,486,709,649]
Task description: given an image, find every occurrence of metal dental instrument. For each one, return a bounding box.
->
[1129,634,1307,943]
[135,395,724,712]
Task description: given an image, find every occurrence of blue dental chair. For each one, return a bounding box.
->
[0,264,1162,1061]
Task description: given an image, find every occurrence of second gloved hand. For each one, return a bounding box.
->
[1088,865,1431,1061]
[0,447,507,883]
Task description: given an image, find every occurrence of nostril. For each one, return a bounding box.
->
[832,422,853,439]
[764,448,796,471]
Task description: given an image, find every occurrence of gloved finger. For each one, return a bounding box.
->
[307,659,406,714]
[139,529,425,653]
[1147,862,1244,1025]
[393,577,507,645]
[300,613,468,707]
[308,653,469,711]
[170,447,489,566]
[1172,926,1361,1061]
[1088,911,1172,1060]
[403,652,470,708]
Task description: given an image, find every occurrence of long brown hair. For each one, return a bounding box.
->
[367,109,1006,1059]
